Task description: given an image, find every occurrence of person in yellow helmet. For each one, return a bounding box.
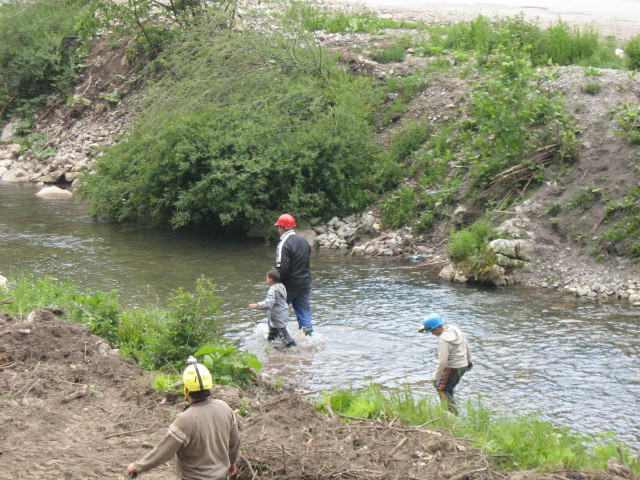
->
[126,358,240,479]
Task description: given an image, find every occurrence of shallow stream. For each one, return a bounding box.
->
[1,183,638,449]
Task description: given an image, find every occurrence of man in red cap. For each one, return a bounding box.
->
[274,213,313,336]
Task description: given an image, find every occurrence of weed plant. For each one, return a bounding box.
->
[318,385,640,474]
[446,221,499,275]
[609,103,640,145]
[0,275,261,386]
[625,35,640,70]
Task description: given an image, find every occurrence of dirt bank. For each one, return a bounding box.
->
[1,308,636,480]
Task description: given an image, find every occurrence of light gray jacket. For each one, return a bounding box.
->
[257,283,289,328]
[433,325,472,381]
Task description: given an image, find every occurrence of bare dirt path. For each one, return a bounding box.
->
[329,0,640,39]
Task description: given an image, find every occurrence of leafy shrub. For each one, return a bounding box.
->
[380,187,416,228]
[0,0,98,116]
[78,22,394,232]
[446,221,498,273]
[195,343,262,388]
[625,35,640,70]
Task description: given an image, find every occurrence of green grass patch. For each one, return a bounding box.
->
[0,275,261,386]
[416,16,626,69]
[318,384,640,473]
[283,1,423,34]
[604,186,640,259]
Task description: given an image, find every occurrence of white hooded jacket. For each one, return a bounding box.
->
[433,325,472,381]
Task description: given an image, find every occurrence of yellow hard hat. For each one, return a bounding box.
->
[183,362,213,393]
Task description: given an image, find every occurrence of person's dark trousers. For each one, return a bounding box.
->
[435,366,469,414]
[268,327,297,347]
[286,288,312,332]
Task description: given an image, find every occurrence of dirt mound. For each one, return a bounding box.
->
[1,311,635,480]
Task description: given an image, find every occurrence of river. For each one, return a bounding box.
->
[1,182,639,449]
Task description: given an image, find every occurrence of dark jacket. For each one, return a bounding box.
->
[275,229,311,293]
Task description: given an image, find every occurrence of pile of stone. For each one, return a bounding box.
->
[0,105,129,188]
[546,277,640,305]
[439,237,533,286]
[313,212,429,257]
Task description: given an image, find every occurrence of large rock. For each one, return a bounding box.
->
[1,120,18,142]
[0,274,7,287]
[1,168,29,182]
[487,239,517,258]
[439,263,471,283]
[36,186,73,197]
[478,264,507,286]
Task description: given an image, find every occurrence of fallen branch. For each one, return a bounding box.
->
[0,298,13,306]
[240,454,257,480]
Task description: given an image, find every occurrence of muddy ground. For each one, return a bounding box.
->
[0,308,637,480]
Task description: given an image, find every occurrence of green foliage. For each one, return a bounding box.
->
[319,385,640,473]
[0,275,259,385]
[380,187,416,229]
[0,0,99,116]
[603,186,640,259]
[568,185,603,209]
[371,44,407,63]
[609,103,640,146]
[283,1,422,34]
[78,22,392,232]
[446,221,498,274]
[461,49,577,192]
[584,66,603,76]
[583,81,602,95]
[152,373,181,393]
[422,16,624,69]
[196,343,262,388]
[1,275,121,339]
[625,35,640,70]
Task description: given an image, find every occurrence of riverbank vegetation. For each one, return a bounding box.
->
[320,384,640,474]
[0,275,261,387]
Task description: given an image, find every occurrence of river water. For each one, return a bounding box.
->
[1,182,639,449]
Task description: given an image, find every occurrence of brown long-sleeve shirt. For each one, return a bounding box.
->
[133,398,240,480]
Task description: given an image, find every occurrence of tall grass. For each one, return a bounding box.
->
[422,16,626,68]
[319,385,640,473]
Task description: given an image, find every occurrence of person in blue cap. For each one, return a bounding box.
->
[419,313,473,414]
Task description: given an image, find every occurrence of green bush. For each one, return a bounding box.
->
[196,343,262,388]
[380,187,416,228]
[78,22,394,232]
[446,221,498,273]
[0,0,98,115]
[625,35,640,70]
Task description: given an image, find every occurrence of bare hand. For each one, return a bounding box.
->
[248,304,258,309]
[126,463,137,475]
[229,463,237,477]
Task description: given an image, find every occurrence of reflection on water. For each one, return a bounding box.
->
[1,182,639,449]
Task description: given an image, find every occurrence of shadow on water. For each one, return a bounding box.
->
[1,182,639,449]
